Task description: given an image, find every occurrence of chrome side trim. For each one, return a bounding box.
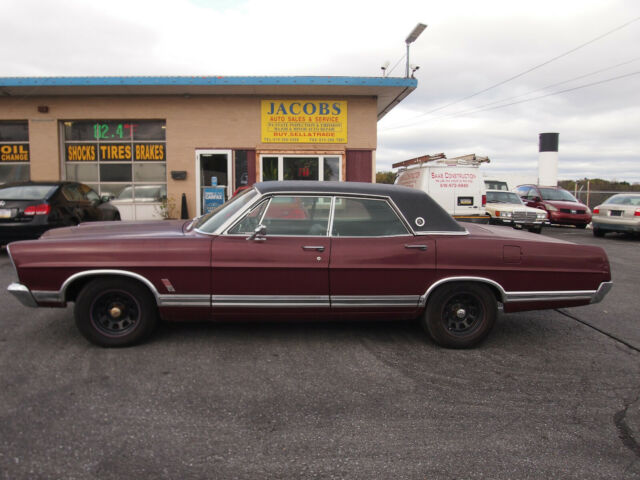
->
[60,269,161,302]
[504,290,596,303]
[420,277,507,306]
[331,295,420,308]
[213,295,330,308]
[419,277,613,307]
[7,283,38,308]
[158,294,211,307]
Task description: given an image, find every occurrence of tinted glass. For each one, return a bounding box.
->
[100,164,132,182]
[262,157,278,181]
[324,156,340,181]
[283,157,319,181]
[0,122,28,141]
[0,164,30,183]
[261,196,331,236]
[539,188,578,202]
[332,197,408,237]
[0,185,55,200]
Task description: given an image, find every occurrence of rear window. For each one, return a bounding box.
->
[0,185,56,200]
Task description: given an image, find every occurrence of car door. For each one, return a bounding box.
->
[210,194,332,316]
[329,196,436,317]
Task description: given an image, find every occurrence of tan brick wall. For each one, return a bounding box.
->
[0,95,377,218]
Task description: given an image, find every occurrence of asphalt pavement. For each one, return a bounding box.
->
[0,227,638,479]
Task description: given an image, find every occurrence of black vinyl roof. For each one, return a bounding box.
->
[254,181,465,233]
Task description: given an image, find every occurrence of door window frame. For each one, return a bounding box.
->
[195,149,232,216]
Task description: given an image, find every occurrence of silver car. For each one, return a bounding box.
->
[592,193,640,237]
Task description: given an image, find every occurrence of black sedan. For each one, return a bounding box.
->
[0,181,120,245]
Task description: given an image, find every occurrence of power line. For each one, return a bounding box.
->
[382,69,640,130]
[385,15,640,125]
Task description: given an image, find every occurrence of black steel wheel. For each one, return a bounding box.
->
[75,277,158,347]
[421,282,497,348]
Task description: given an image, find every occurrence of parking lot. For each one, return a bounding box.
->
[0,227,638,479]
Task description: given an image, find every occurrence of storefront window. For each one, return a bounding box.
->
[259,155,342,182]
[0,121,30,183]
[63,120,166,203]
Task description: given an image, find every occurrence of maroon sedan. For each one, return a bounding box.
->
[7,181,612,348]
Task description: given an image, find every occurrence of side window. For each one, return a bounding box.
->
[61,184,83,202]
[230,196,331,236]
[332,197,408,237]
[526,188,539,200]
[227,200,269,234]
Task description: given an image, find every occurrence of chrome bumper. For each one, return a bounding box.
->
[590,281,613,304]
[7,282,39,308]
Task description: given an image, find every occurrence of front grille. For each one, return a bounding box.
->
[560,209,586,214]
[512,211,537,222]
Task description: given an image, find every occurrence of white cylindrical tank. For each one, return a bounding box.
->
[538,132,559,186]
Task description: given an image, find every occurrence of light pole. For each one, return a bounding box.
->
[405,23,427,78]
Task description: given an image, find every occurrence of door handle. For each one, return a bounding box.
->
[404,244,428,251]
[302,245,325,252]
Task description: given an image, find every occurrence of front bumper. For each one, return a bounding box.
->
[7,283,38,308]
[548,211,591,226]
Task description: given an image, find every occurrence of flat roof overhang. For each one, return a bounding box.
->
[0,76,417,120]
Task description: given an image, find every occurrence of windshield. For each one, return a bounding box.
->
[0,185,56,200]
[487,191,522,204]
[605,194,640,206]
[195,187,259,233]
[539,188,578,202]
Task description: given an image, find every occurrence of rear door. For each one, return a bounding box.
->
[329,196,436,316]
[211,194,332,314]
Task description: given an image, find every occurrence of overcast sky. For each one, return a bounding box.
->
[2,0,639,182]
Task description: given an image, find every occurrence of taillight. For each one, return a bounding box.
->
[24,203,51,216]
[634,209,640,217]
[482,194,486,207]
[593,207,600,214]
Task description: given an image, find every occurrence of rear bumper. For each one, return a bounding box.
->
[0,224,51,245]
[592,219,640,233]
[7,283,38,308]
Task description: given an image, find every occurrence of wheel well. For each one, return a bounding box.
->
[423,279,504,308]
[64,274,158,304]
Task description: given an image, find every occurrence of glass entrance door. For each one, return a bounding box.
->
[196,149,231,216]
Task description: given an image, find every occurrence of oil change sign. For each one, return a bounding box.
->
[261,100,347,143]
[0,144,29,162]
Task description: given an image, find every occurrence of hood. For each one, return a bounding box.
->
[40,220,188,240]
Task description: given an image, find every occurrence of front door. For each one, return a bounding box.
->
[210,194,332,317]
[196,149,232,216]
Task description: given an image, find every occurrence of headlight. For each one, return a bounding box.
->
[545,203,558,212]
[536,212,547,220]
[499,211,512,218]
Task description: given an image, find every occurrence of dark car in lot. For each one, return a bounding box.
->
[514,184,592,228]
[6,181,611,349]
[0,181,120,245]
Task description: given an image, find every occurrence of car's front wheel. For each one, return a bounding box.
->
[74,278,158,347]
[421,283,497,348]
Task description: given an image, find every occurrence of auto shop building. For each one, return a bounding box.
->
[0,76,416,219]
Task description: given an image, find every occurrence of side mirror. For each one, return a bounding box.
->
[247,224,267,241]
[101,195,114,203]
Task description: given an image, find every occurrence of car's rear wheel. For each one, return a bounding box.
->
[74,278,158,347]
[421,283,497,348]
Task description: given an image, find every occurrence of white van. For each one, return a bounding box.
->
[394,153,489,223]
